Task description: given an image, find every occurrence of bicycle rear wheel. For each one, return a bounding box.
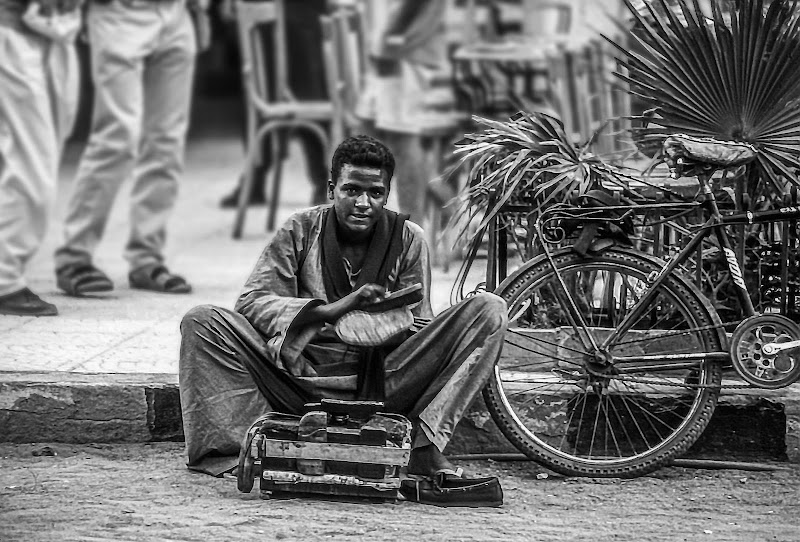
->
[485,247,725,477]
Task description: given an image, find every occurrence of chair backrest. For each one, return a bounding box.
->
[607,38,633,155]
[460,0,576,42]
[332,5,367,116]
[320,3,368,141]
[521,0,574,39]
[320,15,344,144]
[545,45,578,138]
[235,0,289,106]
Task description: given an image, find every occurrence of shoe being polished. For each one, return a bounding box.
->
[400,472,503,508]
[0,288,58,316]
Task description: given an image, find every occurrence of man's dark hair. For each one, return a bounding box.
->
[330,134,395,185]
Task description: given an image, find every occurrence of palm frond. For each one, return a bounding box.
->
[446,112,630,243]
[613,0,800,189]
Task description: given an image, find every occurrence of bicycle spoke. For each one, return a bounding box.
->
[487,249,722,477]
[506,328,589,357]
[598,395,623,458]
[564,393,589,457]
[616,392,654,455]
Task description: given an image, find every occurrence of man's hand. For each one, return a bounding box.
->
[293,284,386,327]
[351,284,386,309]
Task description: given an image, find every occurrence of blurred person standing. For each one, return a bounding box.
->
[54,0,203,296]
[0,0,81,316]
[359,0,459,223]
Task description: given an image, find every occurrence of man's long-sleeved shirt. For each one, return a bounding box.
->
[234,204,432,390]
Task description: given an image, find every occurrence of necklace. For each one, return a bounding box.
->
[342,257,361,283]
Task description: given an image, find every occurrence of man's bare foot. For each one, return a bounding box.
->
[406,444,460,478]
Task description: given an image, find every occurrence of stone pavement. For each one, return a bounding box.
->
[0,123,484,444]
[0,117,798,464]
[0,131,465,376]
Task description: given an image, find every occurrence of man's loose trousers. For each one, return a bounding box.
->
[179,292,508,475]
[0,28,78,296]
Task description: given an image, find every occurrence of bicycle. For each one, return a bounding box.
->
[465,134,800,478]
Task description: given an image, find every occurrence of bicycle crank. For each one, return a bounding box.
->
[729,314,800,389]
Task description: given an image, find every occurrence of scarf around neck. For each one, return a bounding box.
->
[318,206,409,401]
[319,206,407,301]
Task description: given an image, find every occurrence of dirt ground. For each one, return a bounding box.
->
[0,443,797,542]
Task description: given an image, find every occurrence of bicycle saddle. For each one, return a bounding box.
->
[663,134,757,178]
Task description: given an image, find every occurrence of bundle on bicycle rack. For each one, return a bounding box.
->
[749,241,800,319]
[738,191,800,322]
[237,399,412,501]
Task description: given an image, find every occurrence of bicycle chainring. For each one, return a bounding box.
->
[729,314,800,389]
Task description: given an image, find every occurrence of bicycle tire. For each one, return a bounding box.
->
[485,247,725,478]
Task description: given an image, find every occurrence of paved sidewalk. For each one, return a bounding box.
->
[0,132,467,376]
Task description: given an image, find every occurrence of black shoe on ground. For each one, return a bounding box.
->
[400,473,503,507]
[219,181,267,209]
[0,288,58,316]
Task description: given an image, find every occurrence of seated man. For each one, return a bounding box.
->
[179,135,508,482]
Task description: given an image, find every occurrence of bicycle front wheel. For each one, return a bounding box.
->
[485,248,725,477]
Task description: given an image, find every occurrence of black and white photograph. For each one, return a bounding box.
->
[0,0,798,540]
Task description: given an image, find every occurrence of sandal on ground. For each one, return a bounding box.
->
[129,264,192,294]
[400,471,503,508]
[56,264,114,296]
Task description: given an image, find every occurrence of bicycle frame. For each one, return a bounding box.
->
[492,175,800,370]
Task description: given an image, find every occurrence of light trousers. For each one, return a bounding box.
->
[0,28,78,296]
[55,0,196,271]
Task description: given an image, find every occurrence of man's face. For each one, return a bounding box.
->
[329,163,389,240]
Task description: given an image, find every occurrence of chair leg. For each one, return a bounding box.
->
[425,198,441,270]
[233,135,264,239]
[424,136,448,270]
[266,130,289,232]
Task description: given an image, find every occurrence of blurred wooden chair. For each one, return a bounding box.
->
[547,38,634,157]
[232,0,334,238]
[455,0,579,123]
[520,0,575,44]
[320,3,369,145]
[601,38,634,157]
[462,0,577,46]
[544,39,632,155]
[545,45,579,137]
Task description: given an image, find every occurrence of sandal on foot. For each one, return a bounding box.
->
[129,264,192,294]
[56,264,114,296]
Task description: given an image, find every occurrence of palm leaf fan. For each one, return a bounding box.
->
[447,111,629,243]
[610,0,800,191]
